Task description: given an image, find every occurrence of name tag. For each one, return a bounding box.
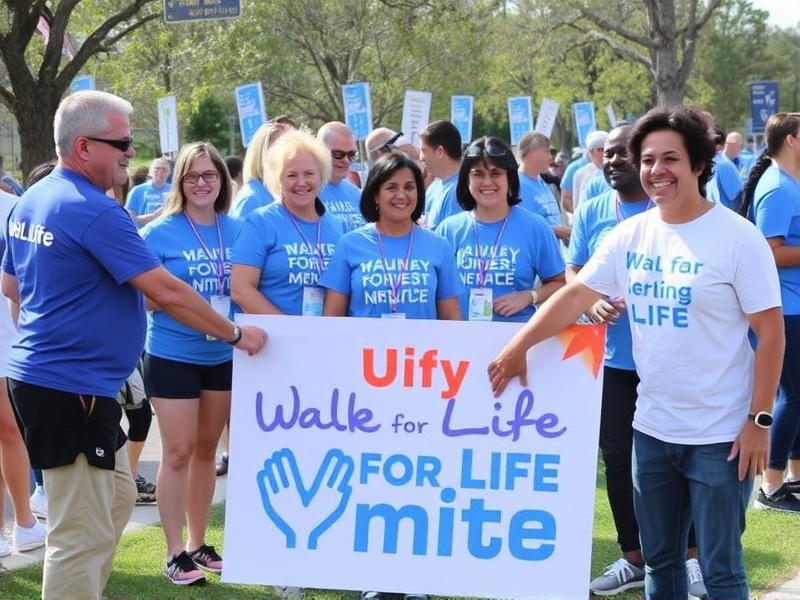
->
[381,312,407,319]
[302,286,324,317]
[468,288,493,321]
[207,295,231,340]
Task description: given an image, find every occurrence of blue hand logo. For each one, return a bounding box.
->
[257,448,354,549]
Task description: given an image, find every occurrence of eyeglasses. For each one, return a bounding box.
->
[183,171,220,184]
[331,150,358,161]
[381,131,404,151]
[86,137,134,152]
[465,142,510,159]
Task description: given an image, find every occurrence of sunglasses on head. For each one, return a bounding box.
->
[331,149,358,160]
[465,142,509,159]
[86,137,134,152]
[381,131,404,151]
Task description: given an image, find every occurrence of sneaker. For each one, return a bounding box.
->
[274,586,304,599]
[216,454,229,477]
[686,557,707,597]
[360,593,385,600]
[165,551,206,585]
[784,479,800,495]
[136,491,157,505]
[0,532,11,558]
[188,543,222,573]
[13,519,46,552]
[753,485,800,513]
[29,488,48,520]
[589,557,645,596]
[135,475,156,495]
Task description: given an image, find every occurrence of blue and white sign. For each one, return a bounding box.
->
[534,98,560,139]
[749,81,779,135]
[572,102,597,147]
[451,96,474,145]
[342,83,373,141]
[507,97,533,147]
[157,95,179,154]
[235,82,267,148]
[401,90,432,149]
[70,75,95,93]
[224,316,604,599]
[163,0,241,23]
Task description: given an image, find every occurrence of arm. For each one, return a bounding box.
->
[436,297,462,321]
[560,189,574,215]
[230,264,283,315]
[552,225,571,245]
[129,208,163,228]
[1,271,20,325]
[766,237,800,268]
[728,306,785,480]
[492,273,566,318]
[489,280,602,396]
[323,289,350,317]
[129,266,267,355]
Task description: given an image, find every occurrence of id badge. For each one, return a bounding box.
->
[468,288,493,321]
[381,312,406,319]
[207,295,231,340]
[302,286,324,317]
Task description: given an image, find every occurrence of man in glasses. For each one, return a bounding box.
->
[420,120,463,229]
[317,121,365,231]
[1,90,267,599]
[125,157,171,228]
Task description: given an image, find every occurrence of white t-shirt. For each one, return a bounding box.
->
[578,203,780,444]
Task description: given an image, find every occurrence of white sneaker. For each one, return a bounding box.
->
[13,519,46,552]
[30,488,48,520]
[0,531,11,557]
[686,557,707,598]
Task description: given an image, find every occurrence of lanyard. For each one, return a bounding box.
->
[615,195,654,223]
[184,213,227,295]
[376,224,415,313]
[284,206,325,277]
[473,211,509,288]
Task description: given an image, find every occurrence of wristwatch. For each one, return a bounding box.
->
[748,411,773,429]
[226,325,242,346]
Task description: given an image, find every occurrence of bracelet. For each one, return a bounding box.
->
[530,290,539,306]
[226,324,242,346]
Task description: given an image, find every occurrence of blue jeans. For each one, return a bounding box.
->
[632,430,752,600]
[769,314,800,470]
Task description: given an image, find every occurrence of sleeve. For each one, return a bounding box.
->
[575,224,625,298]
[754,187,793,239]
[567,202,591,267]
[231,211,274,268]
[318,235,353,295]
[434,235,465,300]
[719,163,743,201]
[124,186,143,214]
[732,225,782,314]
[531,217,565,280]
[82,206,160,284]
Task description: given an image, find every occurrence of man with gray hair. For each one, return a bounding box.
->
[2,90,267,599]
[125,156,171,227]
[317,121,364,230]
[571,130,608,211]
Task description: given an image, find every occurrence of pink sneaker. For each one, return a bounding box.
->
[165,551,206,585]
[188,543,222,574]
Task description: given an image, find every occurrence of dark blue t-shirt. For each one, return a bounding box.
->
[2,167,160,397]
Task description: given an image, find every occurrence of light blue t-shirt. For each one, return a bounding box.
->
[518,172,561,226]
[561,155,590,192]
[141,213,241,364]
[232,203,347,315]
[751,165,800,315]
[425,173,461,229]
[568,189,654,369]
[318,179,365,231]
[320,224,464,319]
[230,179,275,219]
[706,152,742,210]
[3,167,160,397]
[1,174,23,196]
[125,181,171,217]
[436,207,564,323]
[579,172,612,204]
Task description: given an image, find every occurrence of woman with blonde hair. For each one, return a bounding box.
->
[140,141,240,585]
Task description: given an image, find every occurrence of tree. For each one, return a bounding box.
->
[568,0,726,104]
[185,94,230,151]
[0,0,160,176]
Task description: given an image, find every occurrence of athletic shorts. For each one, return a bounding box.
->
[143,353,232,399]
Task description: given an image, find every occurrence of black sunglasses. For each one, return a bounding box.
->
[465,141,509,159]
[331,149,358,160]
[86,137,134,152]
[381,131,404,151]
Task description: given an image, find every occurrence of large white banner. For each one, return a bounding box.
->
[401,90,432,149]
[223,316,604,599]
[157,95,179,154]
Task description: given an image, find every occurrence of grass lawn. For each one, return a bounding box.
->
[2,464,800,599]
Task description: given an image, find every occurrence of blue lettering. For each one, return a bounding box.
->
[508,510,556,561]
[255,387,381,433]
[354,503,428,555]
[462,498,502,559]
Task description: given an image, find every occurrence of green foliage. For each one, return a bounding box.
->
[185,94,233,152]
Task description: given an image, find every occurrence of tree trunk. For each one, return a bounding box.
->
[14,89,60,177]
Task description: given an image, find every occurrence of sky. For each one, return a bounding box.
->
[749,0,800,27]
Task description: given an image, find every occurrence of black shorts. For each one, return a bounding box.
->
[143,353,232,399]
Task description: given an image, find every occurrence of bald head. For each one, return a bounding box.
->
[725,131,743,160]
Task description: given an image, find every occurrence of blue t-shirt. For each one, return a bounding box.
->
[2,167,160,397]
[232,203,347,315]
[751,165,800,315]
[318,179,365,231]
[230,179,275,219]
[141,213,241,364]
[436,207,564,323]
[561,155,590,192]
[518,172,561,226]
[425,174,462,229]
[579,172,612,204]
[319,224,464,319]
[125,181,171,216]
[1,174,23,196]
[567,190,654,369]
[706,152,742,209]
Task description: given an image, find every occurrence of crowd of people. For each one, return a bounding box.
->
[0,89,796,600]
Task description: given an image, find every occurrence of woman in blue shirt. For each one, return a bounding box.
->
[437,136,565,322]
[141,142,239,586]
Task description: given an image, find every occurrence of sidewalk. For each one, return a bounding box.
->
[2,413,800,599]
